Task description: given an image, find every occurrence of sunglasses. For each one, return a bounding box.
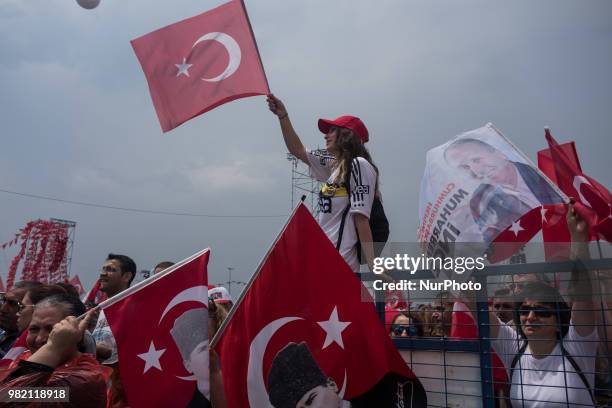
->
[518,306,554,318]
[391,324,418,336]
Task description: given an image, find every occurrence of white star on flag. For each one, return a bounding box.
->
[175,58,192,77]
[509,220,524,237]
[318,306,351,350]
[540,207,548,224]
[138,341,166,374]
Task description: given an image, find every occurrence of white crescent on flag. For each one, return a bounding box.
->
[192,32,242,82]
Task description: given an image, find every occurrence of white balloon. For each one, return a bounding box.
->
[76,0,101,9]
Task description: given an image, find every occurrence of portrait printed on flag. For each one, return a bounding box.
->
[419,123,563,255]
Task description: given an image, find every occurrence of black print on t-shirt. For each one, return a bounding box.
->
[350,159,369,208]
[319,195,332,213]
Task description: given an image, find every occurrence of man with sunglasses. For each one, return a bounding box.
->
[489,203,598,407]
[0,281,42,358]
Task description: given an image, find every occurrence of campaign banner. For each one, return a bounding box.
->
[418,123,563,260]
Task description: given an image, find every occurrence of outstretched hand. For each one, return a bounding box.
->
[566,198,589,243]
[266,93,288,119]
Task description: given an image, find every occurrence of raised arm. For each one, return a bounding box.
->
[567,201,596,337]
[267,94,308,164]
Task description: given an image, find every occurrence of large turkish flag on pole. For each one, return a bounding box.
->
[131,0,269,132]
[542,129,612,242]
[102,249,210,408]
[214,204,426,407]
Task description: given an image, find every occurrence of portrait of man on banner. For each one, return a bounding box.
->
[419,124,563,252]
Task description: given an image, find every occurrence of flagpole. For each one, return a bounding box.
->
[95,248,210,311]
[238,0,270,92]
[211,202,305,348]
[488,123,570,203]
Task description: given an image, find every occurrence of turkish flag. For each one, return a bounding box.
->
[102,249,209,408]
[488,205,546,263]
[131,0,269,132]
[84,279,107,306]
[541,129,612,242]
[69,274,85,297]
[538,141,580,259]
[214,204,426,407]
[449,302,508,397]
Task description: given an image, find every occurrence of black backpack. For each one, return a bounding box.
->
[335,158,389,265]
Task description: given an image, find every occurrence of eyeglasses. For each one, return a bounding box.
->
[391,324,418,336]
[518,306,554,318]
[0,295,20,309]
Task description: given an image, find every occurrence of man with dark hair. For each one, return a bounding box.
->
[0,281,42,358]
[93,254,136,362]
[492,287,514,324]
[102,253,136,293]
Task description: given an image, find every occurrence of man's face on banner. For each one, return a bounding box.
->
[296,381,341,408]
[446,141,513,184]
[185,339,210,396]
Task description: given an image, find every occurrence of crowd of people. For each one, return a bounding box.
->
[0,98,609,408]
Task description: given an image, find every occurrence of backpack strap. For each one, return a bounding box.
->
[509,341,595,405]
[560,343,595,405]
[509,341,528,381]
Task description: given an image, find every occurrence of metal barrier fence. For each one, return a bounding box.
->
[368,257,612,408]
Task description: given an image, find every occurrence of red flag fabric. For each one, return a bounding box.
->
[537,141,581,259]
[449,302,508,397]
[68,275,85,297]
[384,288,409,311]
[84,279,107,305]
[102,250,209,408]
[0,331,27,368]
[131,0,269,132]
[215,204,426,407]
[544,129,612,242]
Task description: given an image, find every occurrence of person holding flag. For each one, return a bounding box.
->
[267,94,382,274]
[490,202,599,407]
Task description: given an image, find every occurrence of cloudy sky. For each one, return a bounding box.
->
[0,0,610,294]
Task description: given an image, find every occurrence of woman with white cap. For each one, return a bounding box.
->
[267,94,385,274]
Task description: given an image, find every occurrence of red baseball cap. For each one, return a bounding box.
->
[318,115,369,143]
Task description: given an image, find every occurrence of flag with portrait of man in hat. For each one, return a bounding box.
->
[101,249,210,408]
[214,203,426,407]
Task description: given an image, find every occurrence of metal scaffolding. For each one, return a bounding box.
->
[287,148,332,216]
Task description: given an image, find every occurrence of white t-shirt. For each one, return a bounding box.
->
[306,151,376,272]
[492,320,598,408]
[92,309,118,365]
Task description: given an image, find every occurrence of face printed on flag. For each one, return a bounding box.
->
[103,250,209,408]
[215,204,426,407]
[418,123,563,262]
[131,0,269,132]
